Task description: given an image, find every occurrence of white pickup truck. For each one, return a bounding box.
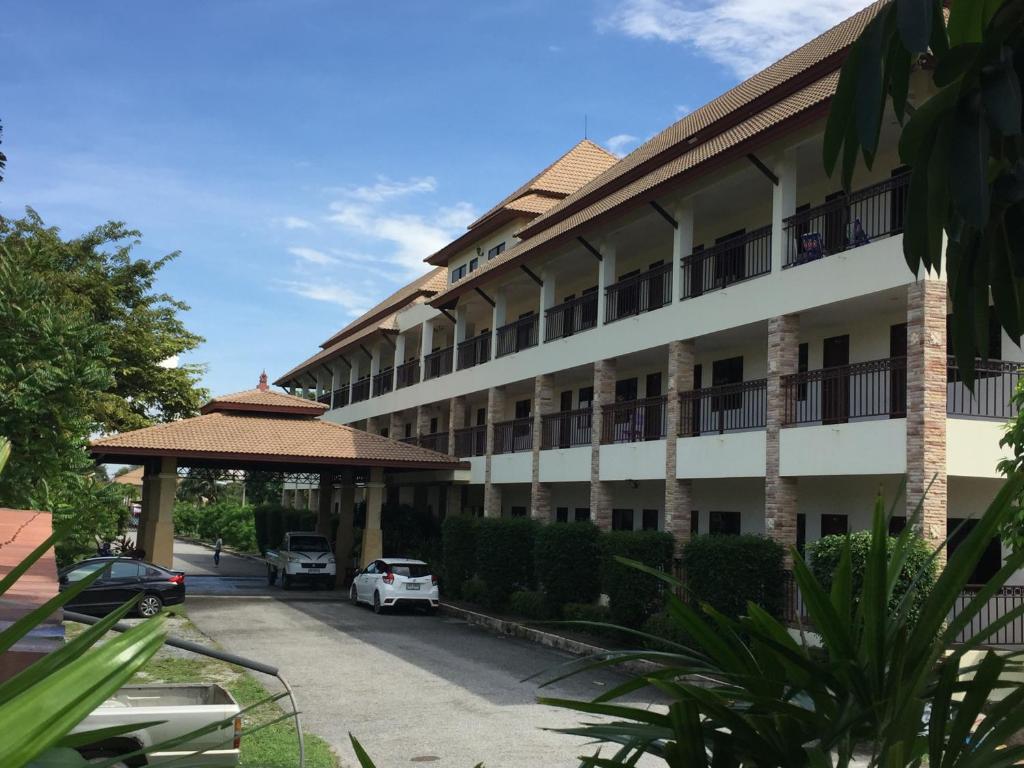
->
[264,532,336,589]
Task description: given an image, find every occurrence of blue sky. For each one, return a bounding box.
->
[0,0,868,398]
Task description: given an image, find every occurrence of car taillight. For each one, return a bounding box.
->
[431,575,438,586]
[233,716,242,749]
[382,572,394,584]
[169,574,185,585]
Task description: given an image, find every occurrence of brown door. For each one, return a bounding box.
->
[890,323,907,417]
[689,364,703,436]
[644,373,663,440]
[558,391,573,448]
[822,335,849,424]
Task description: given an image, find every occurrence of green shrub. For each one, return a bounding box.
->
[441,515,477,598]
[809,530,937,624]
[174,501,259,552]
[562,601,611,624]
[461,576,488,606]
[681,534,787,620]
[642,611,690,652]
[476,517,539,609]
[383,502,441,562]
[600,531,675,629]
[534,522,602,611]
[509,590,552,620]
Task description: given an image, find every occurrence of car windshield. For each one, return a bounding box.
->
[290,536,330,552]
[389,563,430,578]
[64,561,107,582]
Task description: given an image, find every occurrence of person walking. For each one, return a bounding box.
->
[213,535,223,567]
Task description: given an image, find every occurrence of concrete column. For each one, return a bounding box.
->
[590,359,616,529]
[455,306,468,348]
[665,339,695,541]
[389,411,403,438]
[531,373,555,521]
[360,467,386,567]
[538,267,556,344]
[771,148,797,274]
[416,405,432,438]
[139,456,177,568]
[766,314,800,563]
[370,342,382,380]
[491,289,507,359]
[671,199,694,302]
[484,386,506,517]
[448,395,466,456]
[333,470,356,587]
[348,359,359,390]
[366,416,379,435]
[907,278,948,560]
[421,320,435,358]
[316,473,332,536]
[393,334,407,390]
[596,241,618,327]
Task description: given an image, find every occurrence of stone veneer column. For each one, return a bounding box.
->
[766,314,800,563]
[333,469,356,587]
[388,411,403,438]
[139,456,177,568]
[484,386,506,517]
[415,404,432,439]
[590,359,616,529]
[664,340,695,542]
[907,278,948,561]
[448,395,466,456]
[531,374,554,521]
[316,473,333,536]
[365,415,379,435]
[360,467,385,567]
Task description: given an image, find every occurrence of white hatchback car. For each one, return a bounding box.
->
[349,558,439,614]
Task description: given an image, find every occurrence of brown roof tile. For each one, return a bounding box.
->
[201,387,327,416]
[275,315,399,385]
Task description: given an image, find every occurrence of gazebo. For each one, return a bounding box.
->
[89,373,468,573]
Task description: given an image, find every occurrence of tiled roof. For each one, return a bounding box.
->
[504,192,561,215]
[275,315,399,386]
[0,509,63,662]
[90,412,464,469]
[112,466,145,486]
[201,387,327,415]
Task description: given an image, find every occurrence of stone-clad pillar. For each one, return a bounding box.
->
[389,411,403,437]
[360,467,386,568]
[590,359,616,529]
[316,473,332,536]
[907,278,948,561]
[531,374,554,521]
[140,456,177,568]
[665,340,695,541]
[333,469,356,587]
[484,386,506,517]
[766,314,800,563]
[771,148,797,274]
[448,395,466,456]
[366,416,379,435]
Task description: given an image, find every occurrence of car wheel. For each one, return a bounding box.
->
[138,594,162,618]
[349,584,359,604]
[373,591,384,614]
[267,566,277,586]
[281,573,291,591]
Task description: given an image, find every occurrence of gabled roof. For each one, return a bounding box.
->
[200,387,327,416]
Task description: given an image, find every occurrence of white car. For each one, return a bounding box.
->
[349,558,439,614]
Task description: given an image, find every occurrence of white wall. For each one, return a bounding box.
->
[780,420,906,476]
[677,432,766,478]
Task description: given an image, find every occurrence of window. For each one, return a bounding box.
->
[797,513,806,556]
[797,343,809,401]
[63,561,106,583]
[690,511,699,536]
[948,518,1002,584]
[380,427,389,438]
[574,507,591,522]
[476,407,486,426]
[451,264,467,283]
[612,509,634,531]
[487,242,506,260]
[556,507,569,523]
[642,509,659,531]
[578,386,594,409]
[404,423,412,438]
[291,535,330,552]
[712,356,743,410]
[514,399,531,419]
[109,561,141,580]
[430,417,439,434]
[510,506,527,518]
[709,511,741,535]
[889,516,907,536]
[821,514,849,537]
[389,562,431,578]
[469,257,479,272]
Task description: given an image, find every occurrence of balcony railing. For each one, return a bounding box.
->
[679,379,767,436]
[601,396,668,444]
[372,368,394,397]
[948,357,1024,420]
[681,226,771,300]
[496,315,538,358]
[783,172,910,268]
[605,263,673,323]
[332,385,349,408]
[423,346,454,380]
[351,378,371,404]
[545,293,598,341]
[783,357,906,426]
[316,392,331,405]
[493,417,533,454]
[418,432,449,454]
[453,425,486,457]
[396,360,420,389]
[540,408,593,449]
[398,435,419,445]
[457,331,492,370]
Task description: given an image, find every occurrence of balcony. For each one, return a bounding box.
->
[948,357,1024,419]
[396,360,420,389]
[494,417,533,454]
[398,435,419,445]
[545,293,598,342]
[418,432,449,454]
[783,357,906,426]
[453,425,486,457]
[457,331,492,370]
[540,408,592,449]
[783,172,909,268]
[423,346,454,380]
[316,392,331,405]
[679,379,767,436]
[332,385,350,408]
[372,368,393,397]
[496,315,538,358]
[601,396,667,444]
[605,263,673,324]
[680,226,771,300]
[351,378,371,404]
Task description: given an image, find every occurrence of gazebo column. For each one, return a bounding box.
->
[333,469,356,587]
[316,472,332,536]
[360,467,386,567]
[139,456,177,568]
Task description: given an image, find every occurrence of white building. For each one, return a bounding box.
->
[276,3,1022,583]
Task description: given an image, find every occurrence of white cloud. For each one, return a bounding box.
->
[675,104,692,117]
[278,215,314,230]
[436,201,477,230]
[278,279,368,315]
[605,133,639,156]
[600,0,868,78]
[287,246,336,265]
[339,176,437,204]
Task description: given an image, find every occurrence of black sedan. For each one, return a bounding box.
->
[59,557,186,617]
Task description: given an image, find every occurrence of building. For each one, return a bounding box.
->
[276,2,1022,582]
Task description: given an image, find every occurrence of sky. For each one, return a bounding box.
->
[1,0,870,398]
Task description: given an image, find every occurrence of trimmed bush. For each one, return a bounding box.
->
[383,502,441,562]
[441,515,478,598]
[809,530,937,624]
[601,531,675,629]
[509,590,552,620]
[642,611,690,652]
[461,576,488,606]
[173,501,258,552]
[682,534,787,620]
[534,522,602,611]
[476,517,540,609]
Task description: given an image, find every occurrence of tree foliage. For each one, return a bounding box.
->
[826,0,1024,383]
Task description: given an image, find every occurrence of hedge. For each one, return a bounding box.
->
[600,531,675,629]
[534,522,602,611]
[254,503,317,553]
[173,501,259,553]
[475,517,540,609]
[441,516,477,598]
[809,530,937,625]
[681,534,787,620]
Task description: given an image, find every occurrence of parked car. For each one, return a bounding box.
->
[264,531,336,589]
[349,558,439,614]
[59,557,185,617]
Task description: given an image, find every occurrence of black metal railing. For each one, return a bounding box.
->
[316,392,331,405]
[493,417,533,454]
[453,425,486,457]
[601,396,668,444]
[783,172,910,268]
[951,586,1024,646]
[371,368,393,397]
[947,357,1024,420]
[783,357,907,426]
[332,385,349,408]
[540,408,593,449]
[398,436,419,445]
[496,315,539,358]
[396,360,420,389]
[679,379,767,436]
[423,346,454,380]
[545,293,599,341]
[418,432,449,454]
[457,331,492,370]
[351,378,371,403]
[680,226,771,300]
[605,263,673,323]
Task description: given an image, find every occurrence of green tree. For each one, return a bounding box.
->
[177,468,225,504]
[244,470,284,506]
